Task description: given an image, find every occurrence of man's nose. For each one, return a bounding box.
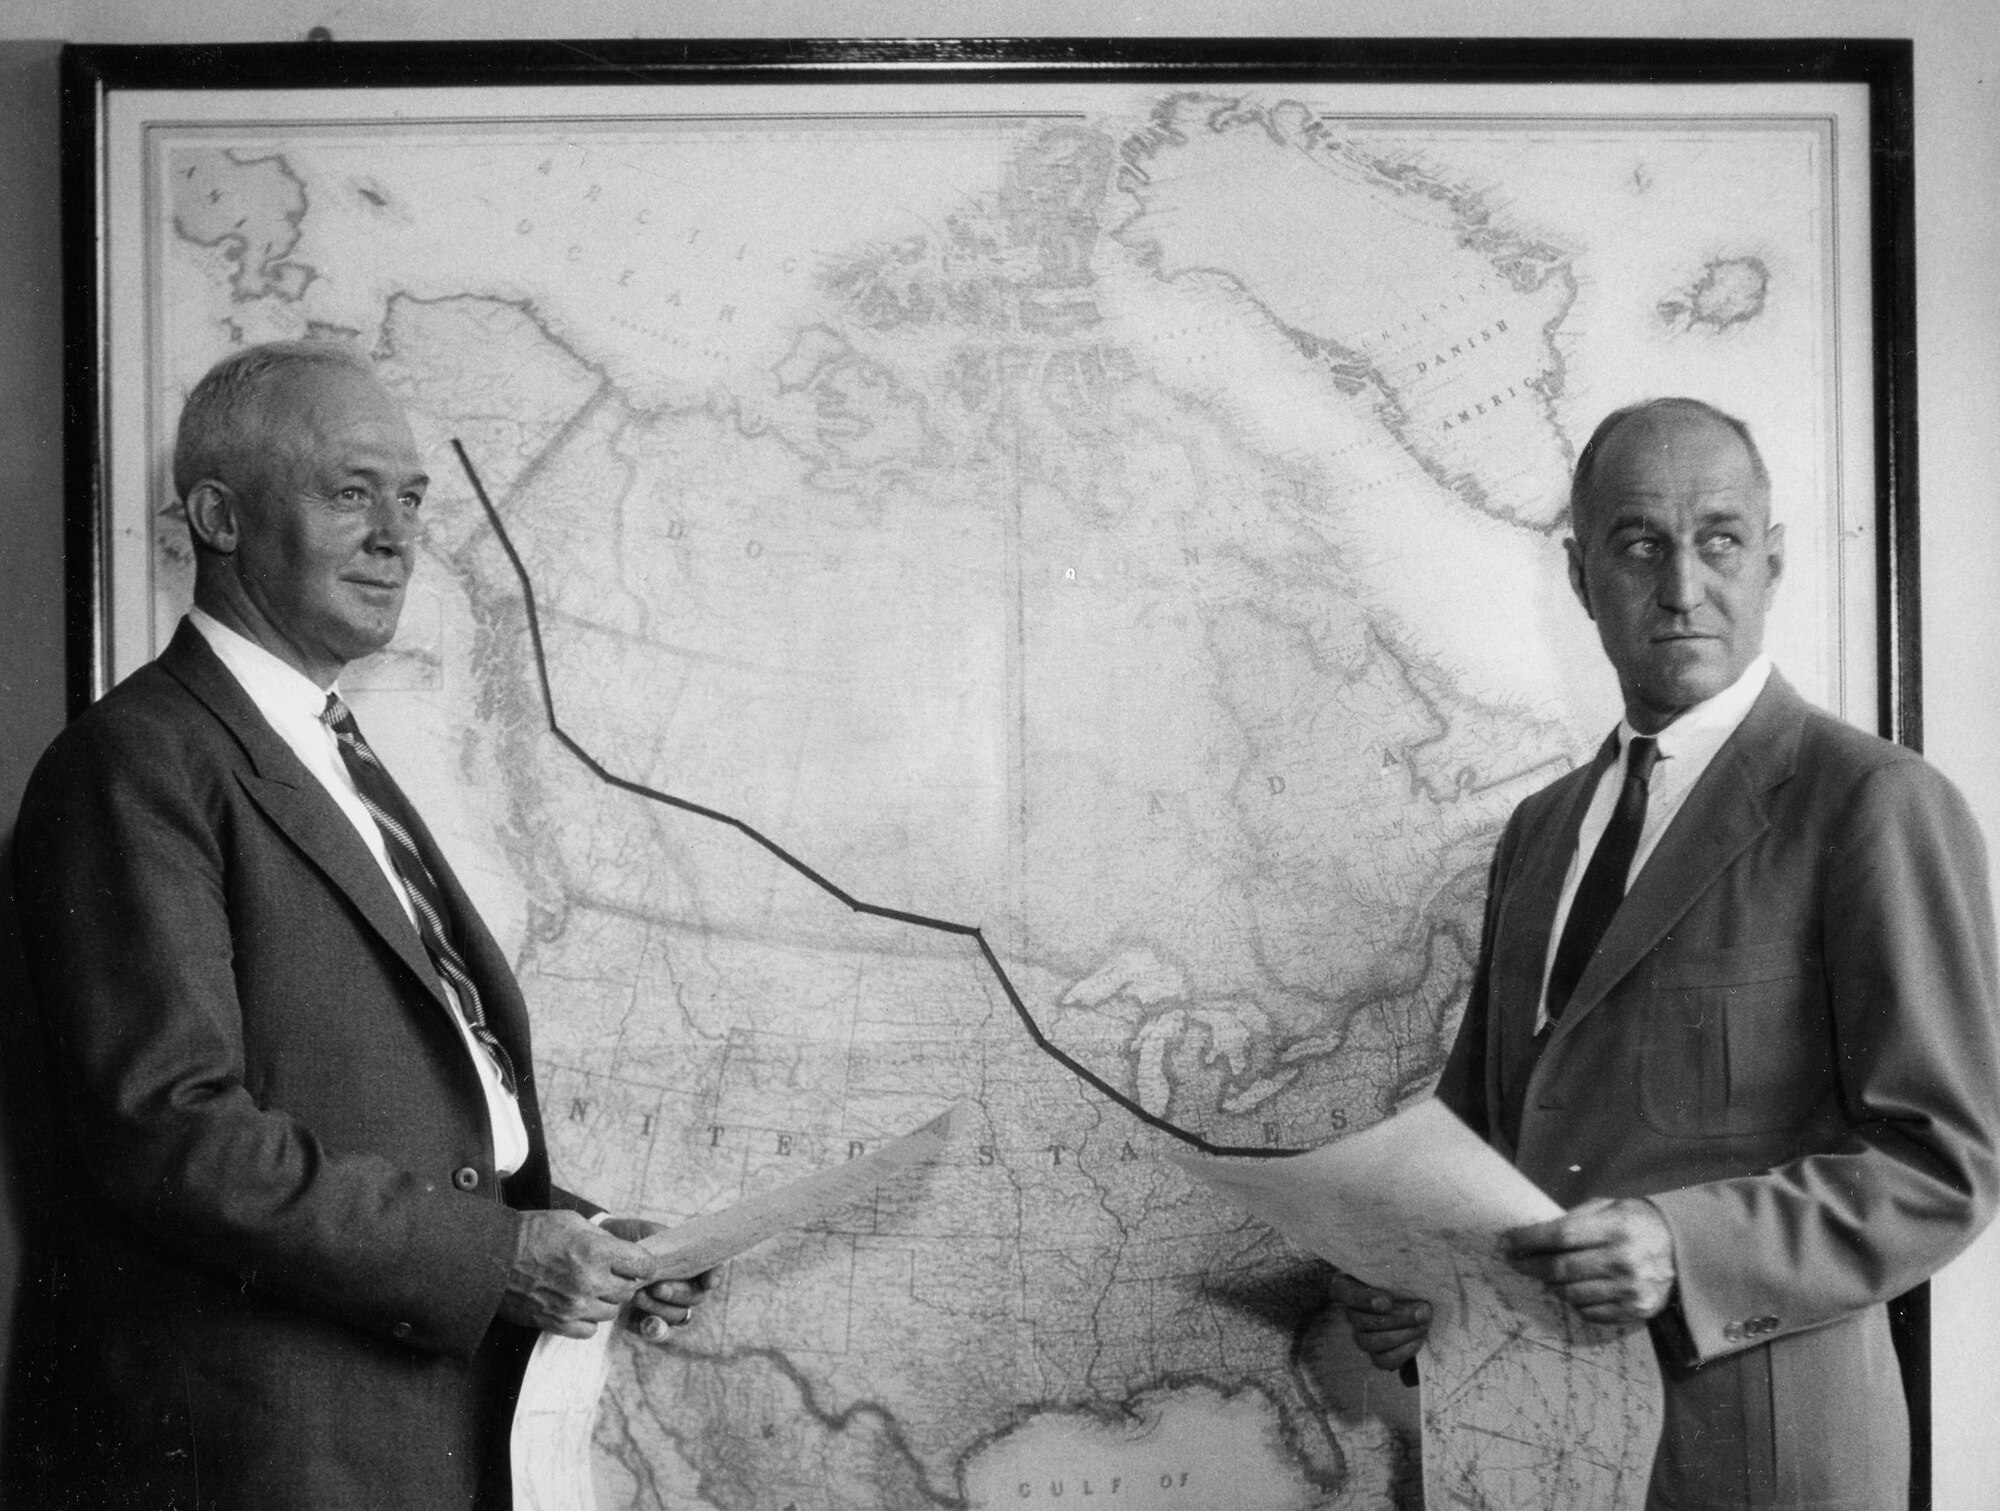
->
[368,495,416,552]
[1656,545,1702,613]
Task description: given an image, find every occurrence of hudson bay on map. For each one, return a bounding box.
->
[134,85,1846,1509]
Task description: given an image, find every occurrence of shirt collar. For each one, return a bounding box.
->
[1615,653,1772,765]
[188,607,342,724]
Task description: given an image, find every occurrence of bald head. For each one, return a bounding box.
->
[1569,398,1771,542]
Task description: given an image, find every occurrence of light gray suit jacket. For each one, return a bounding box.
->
[1438,671,2000,1510]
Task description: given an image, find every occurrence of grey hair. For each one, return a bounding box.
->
[172,340,377,502]
[1568,397,1771,535]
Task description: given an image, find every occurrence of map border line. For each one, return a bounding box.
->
[452,437,1300,1162]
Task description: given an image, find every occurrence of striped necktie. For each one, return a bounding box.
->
[321,692,519,1094]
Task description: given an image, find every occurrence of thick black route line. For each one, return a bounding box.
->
[453,439,1297,1159]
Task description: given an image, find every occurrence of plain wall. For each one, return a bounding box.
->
[2,0,1997,1502]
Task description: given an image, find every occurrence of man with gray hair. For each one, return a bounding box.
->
[1333,398,2000,1508]
[7,341,709,1509]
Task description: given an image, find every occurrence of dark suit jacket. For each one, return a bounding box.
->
[1438,671,2000,1511]
[6,622,571,1509]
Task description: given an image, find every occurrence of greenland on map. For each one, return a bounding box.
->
[98,77,1878,1510]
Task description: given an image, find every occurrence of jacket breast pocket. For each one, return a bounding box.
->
[1632,940,1831,1139]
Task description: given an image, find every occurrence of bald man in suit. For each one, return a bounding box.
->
[6,342,710,1509]
[1333,399,2000,1509]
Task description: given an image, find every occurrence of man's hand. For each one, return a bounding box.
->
[500,1211,663,1338]
[597,1216,719,1343]
[1328,1269,1432,1372]
[1503,1196,1676,1326]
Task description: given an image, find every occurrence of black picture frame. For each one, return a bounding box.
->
[56,35,1926,1507]
[59,36,1920,735]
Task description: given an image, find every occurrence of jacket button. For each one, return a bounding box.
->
[392,1321,412,1339]
[453,1166,481,1191]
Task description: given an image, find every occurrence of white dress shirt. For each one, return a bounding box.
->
[1534,655,1773,1031]
[189,609,531,1174]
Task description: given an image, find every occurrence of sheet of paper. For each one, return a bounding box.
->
[512,1101,964,1511]
[1173,1098,1662,1511]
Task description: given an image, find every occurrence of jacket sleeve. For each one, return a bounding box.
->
[13,708,524,1361]
[1649,755,2000,1362]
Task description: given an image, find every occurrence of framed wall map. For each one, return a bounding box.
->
[62,39,1916,1511]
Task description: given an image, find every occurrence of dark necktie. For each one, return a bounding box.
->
[1544,734,1661,1024]
[321,692,519,1094]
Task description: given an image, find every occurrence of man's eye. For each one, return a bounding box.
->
[336,486,369,504]
[1619,538,1662,560]
[1701,534,1742,556]
[399,492,424,510]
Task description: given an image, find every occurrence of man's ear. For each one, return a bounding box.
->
[183,480,241,555]
[1565,536,1594,620]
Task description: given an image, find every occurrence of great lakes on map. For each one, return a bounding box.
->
[142,89,1841,1508]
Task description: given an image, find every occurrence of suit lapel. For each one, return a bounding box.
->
[1496,739,1617,1020]
[1482,742,1616,1117]
[159,624,454,1016]
[1544,673,1806,1047]
[237,776,454,1013]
